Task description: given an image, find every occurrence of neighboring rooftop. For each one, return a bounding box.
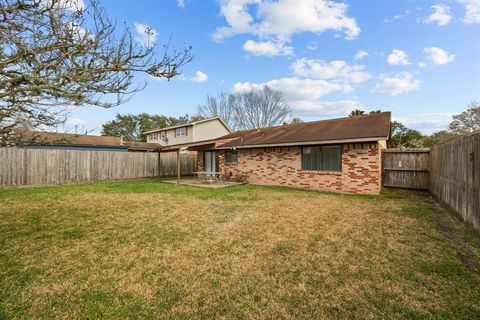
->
[216,112,391,149]
[17,131,161,151]
[144,117,231,134]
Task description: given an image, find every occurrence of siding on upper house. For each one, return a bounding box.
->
[147,118,231,146]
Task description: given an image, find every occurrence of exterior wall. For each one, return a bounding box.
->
[147,119,230,146]
[216,143,382,195]
[193,120,231,142]
[148,126,193,146]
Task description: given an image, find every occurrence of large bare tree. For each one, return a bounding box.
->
[0,0,191,145]
[198,86,291,131]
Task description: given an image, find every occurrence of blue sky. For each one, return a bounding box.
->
[69,0,480,134]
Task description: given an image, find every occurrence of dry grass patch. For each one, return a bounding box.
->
[0,180,479,319]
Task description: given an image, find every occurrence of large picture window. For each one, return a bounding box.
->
[225,151,238,164]
[301,145,342,172]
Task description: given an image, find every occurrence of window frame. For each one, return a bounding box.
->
[175,127,187,137]
[225,150,238,164]
[301,145,342,172]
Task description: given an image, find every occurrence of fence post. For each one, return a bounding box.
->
[158,151,162,180]
[176,150,180,185]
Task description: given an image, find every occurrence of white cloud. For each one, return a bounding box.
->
[134,23,159,47]
[395,112,454,133]
[418,62,427,68]
[382,9,412,23]
[66,118,87,126]
[177,0,185,8]
[387,49,410,66]
[187,71,209,83]
[234,79,360,116]
[307,41,318,51]
[213,0,360,55]
[424,47,455,65]
[291,100,362,117]
[457,0,480,24]
[424,4,452,26]
[43,0,85,11]
[291,58,372,85]
[354,50,369,60]
[372,72,421,96]
[243,40,293,56]
[233,77,348,101]
[231,55,373,117]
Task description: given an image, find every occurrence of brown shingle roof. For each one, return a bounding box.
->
[18,131,123,147]
[216,112,391,149]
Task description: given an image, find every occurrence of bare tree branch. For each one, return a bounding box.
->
[197,86,291,131]
[1,0,192,145]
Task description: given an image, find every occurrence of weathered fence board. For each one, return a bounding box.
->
[0,148,195,187]
[382,149,430,190]
[430,132,480,236]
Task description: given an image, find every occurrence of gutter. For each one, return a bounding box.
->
[215,136,389,150]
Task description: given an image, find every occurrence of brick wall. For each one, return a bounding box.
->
[217,143,383,195]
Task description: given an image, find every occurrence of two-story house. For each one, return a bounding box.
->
[145,117,232,146]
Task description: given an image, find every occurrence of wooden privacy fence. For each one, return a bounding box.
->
[430,132,479,236]
[0,148,195,188]
[382,148,430,190]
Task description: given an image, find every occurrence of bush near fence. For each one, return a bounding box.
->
[0,148,195,187]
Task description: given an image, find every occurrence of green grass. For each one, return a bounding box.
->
[0,179,479,319]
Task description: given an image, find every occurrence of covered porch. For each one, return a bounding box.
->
[159,138,237,186]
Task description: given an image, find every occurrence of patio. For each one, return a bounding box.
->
[162,178,245,188]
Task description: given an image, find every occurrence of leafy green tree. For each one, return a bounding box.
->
[421,130,457,147]
[388,121,425,148]
[348,109,365,117]
[290,117,303,124]
[369,110,382,115]
[102,113,201,141]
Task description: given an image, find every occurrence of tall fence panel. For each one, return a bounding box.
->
[382,149,430,190]
[430,132,480,236]
[0,148,195,188]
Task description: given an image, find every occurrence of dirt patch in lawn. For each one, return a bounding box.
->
[415,192,480,279]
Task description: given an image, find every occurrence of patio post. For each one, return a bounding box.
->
[177,149,180,185]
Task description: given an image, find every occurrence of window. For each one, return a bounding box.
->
[160,131,166,139]
[301,145,341,172]
[175,127,187,137]
[225,151,238,164]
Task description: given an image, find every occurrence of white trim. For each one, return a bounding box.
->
[216,137,388,149]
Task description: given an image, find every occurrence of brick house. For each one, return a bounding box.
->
[173,112,391,195]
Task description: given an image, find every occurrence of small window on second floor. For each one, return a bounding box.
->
[160,131,166,138]
[175,127,187,137]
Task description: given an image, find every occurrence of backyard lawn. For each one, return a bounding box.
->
[1,180,479,319]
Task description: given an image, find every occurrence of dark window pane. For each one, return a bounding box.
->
[301,146,341,171]
[225,151,238,163]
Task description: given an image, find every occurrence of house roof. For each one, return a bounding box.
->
[121,141,162,151]
[144,117,232,134]
[215,112,391,149]
[17,131,162,151]
[18,131,124,147]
